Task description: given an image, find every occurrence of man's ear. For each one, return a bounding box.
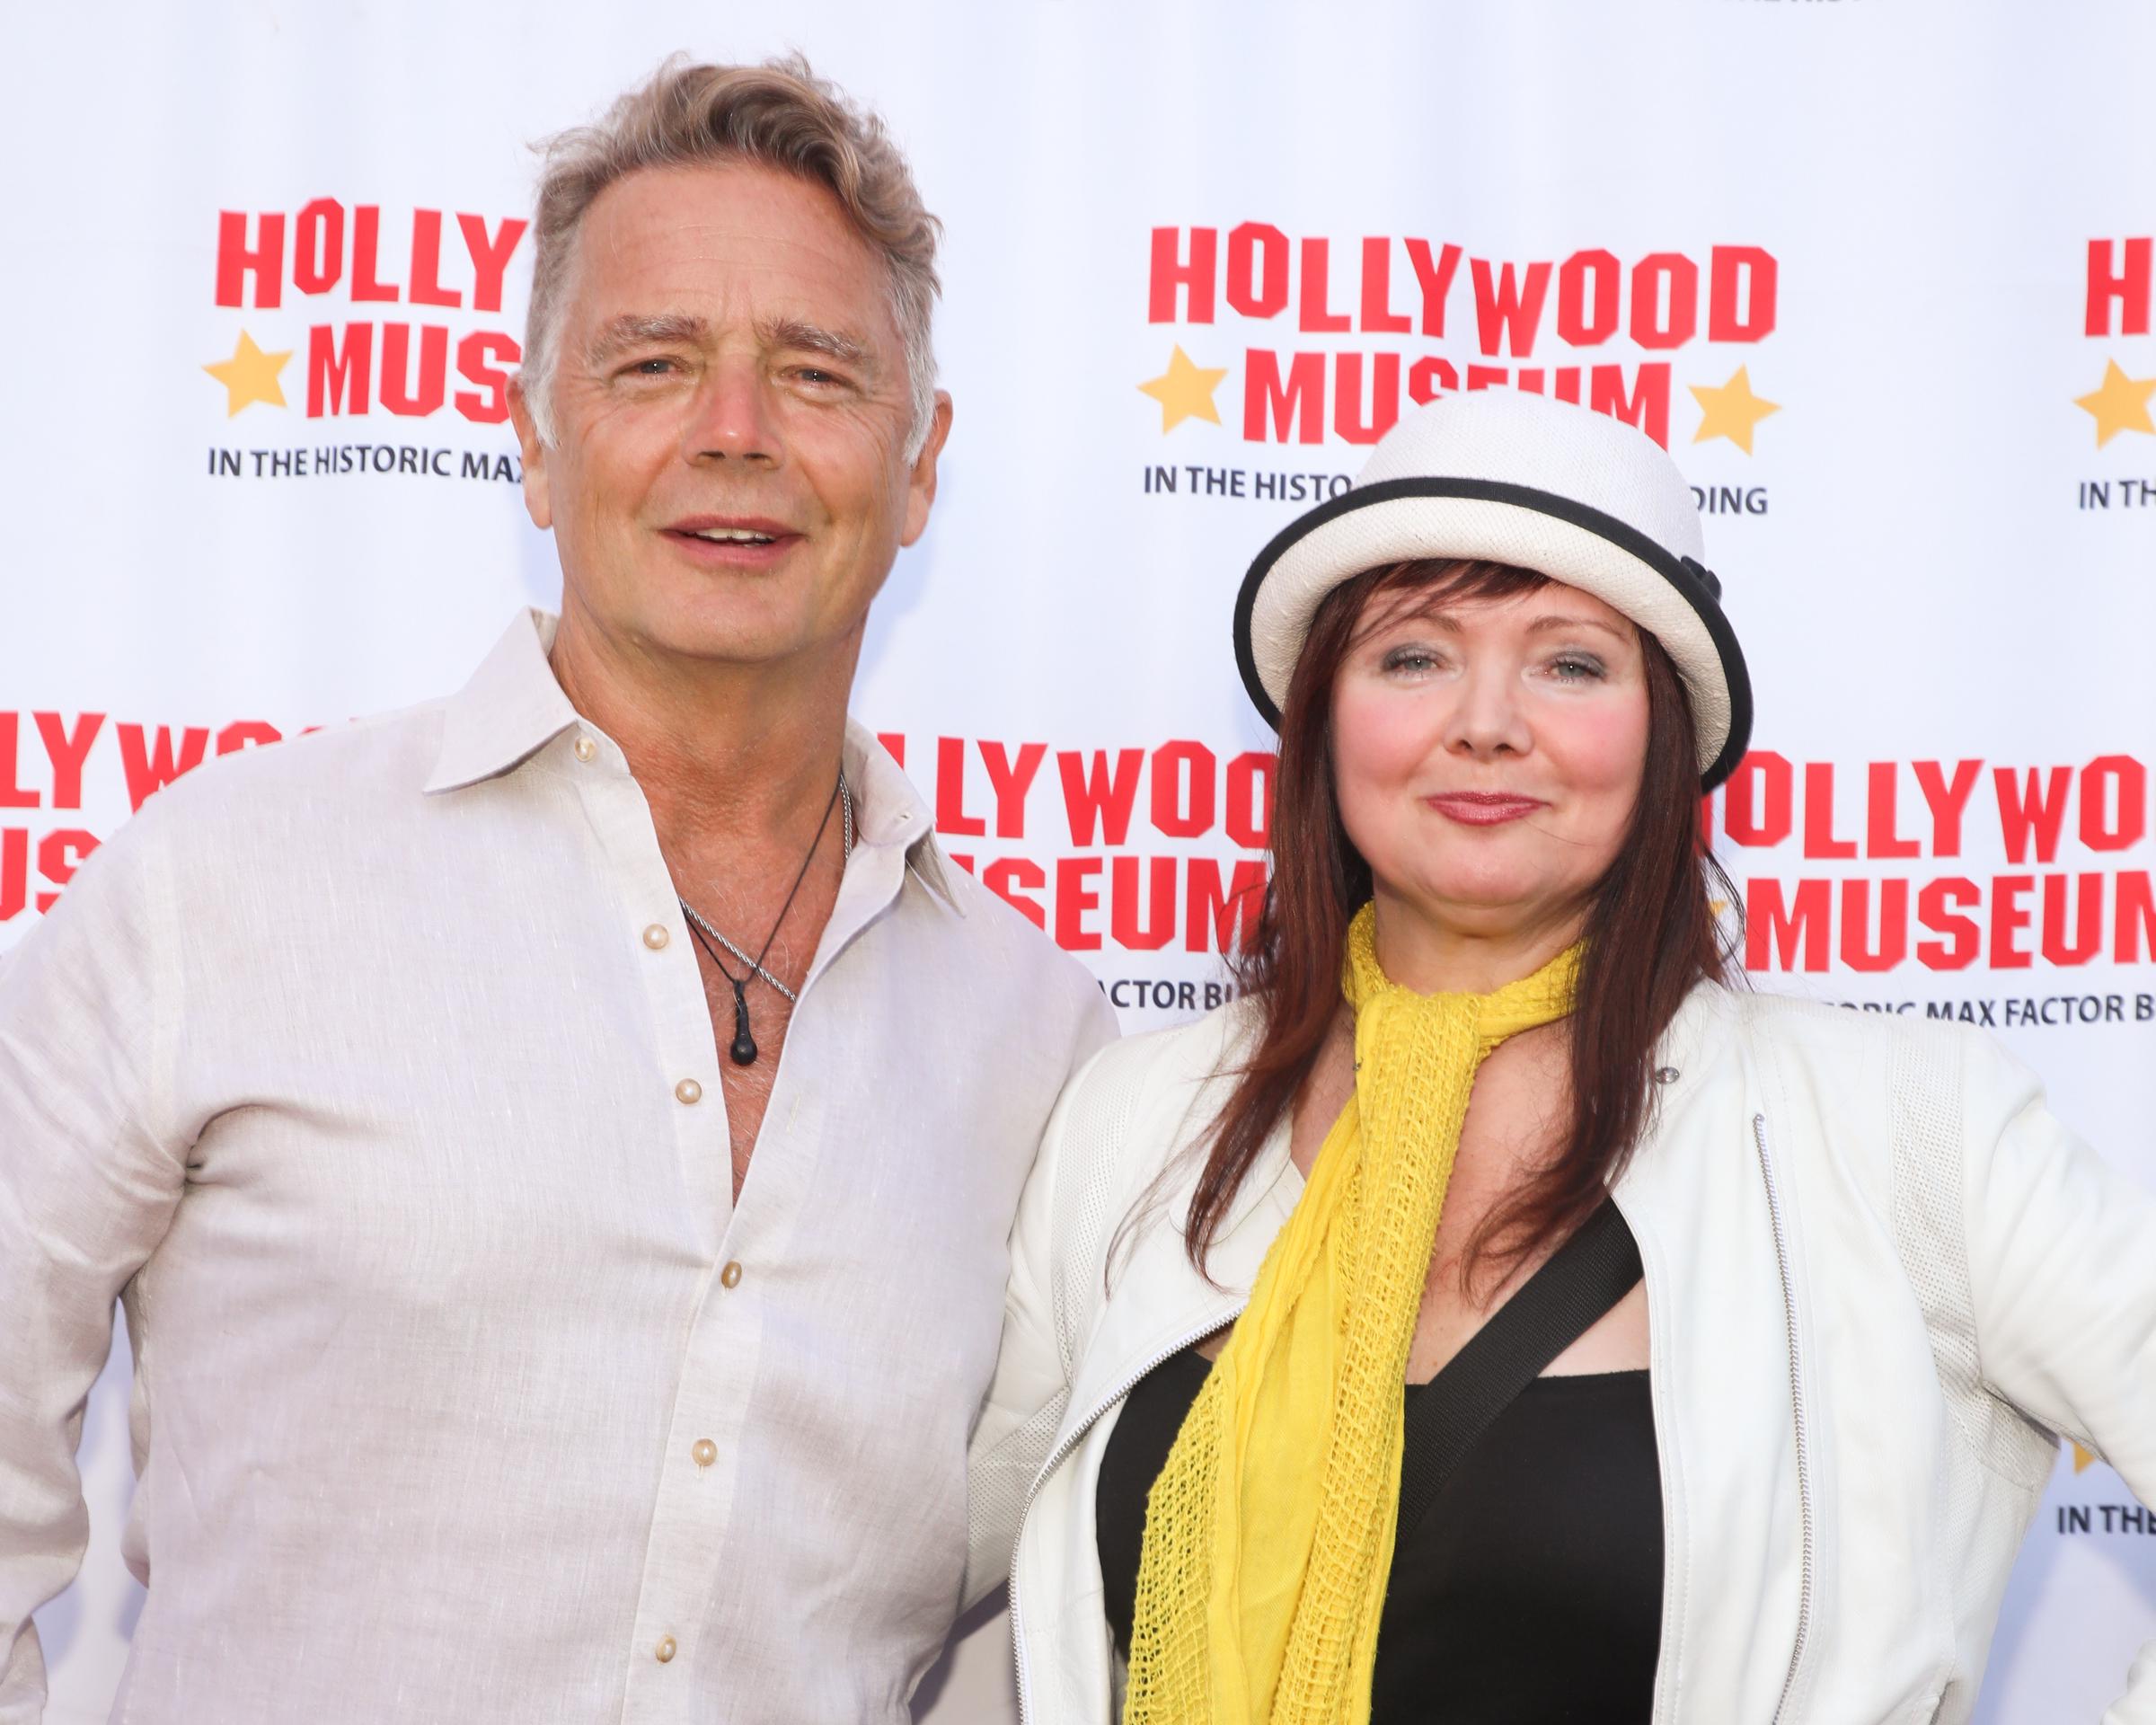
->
[508,376,552,530]
[898,391,954,548]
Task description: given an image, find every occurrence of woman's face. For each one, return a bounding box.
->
[1330,576,1651,960]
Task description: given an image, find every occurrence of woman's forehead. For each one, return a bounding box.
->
[1358,573,1637,638]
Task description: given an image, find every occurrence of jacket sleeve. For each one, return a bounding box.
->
[959,1025,1121,1613]
[1957,1035,2156,1724]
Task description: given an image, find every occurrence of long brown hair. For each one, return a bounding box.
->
[1188,557,1738,1287]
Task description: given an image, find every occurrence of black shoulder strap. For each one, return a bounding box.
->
[1394,1199,1643,1542]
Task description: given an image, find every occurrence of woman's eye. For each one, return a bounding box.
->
[1381,646,1440,675]
[1549,654,1607,682]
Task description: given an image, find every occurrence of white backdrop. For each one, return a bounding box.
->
[4,2,2153,1719]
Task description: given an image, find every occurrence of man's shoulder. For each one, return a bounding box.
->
[127,699,451,843]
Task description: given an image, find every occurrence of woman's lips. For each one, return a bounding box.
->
[1424,792,1549,827]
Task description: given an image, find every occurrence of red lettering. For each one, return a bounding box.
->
[1334,352,1401,445]
[2085,237,2152,338]
[350,206,399,302]
[1555,249,1619,347]
[408,211,462,308]
[0,716,39,808]
[1912,759,1982,856]
[1298,238,1351,333]
[455,331,519,424]
[1589,362,1671,447]
[1186,858,1267,952]
[380,324,449,418]
[1630,253,1699,349]
[1224,751,1275,848]
[1990,875,2035,969]
[1358,238,1411,334]
[118,724,210,809]
[307,323,374,417]
[1149,226,1217,323]
[1225,223,1289,319]
[1722,750,1792,847]
[1244,349,1325,444]
[2079,754,2146,852]
[0,829,22,920]
[1865,763,1920,859]
[1840,878,1907,972]
[1056,855,1104,950]
[982,857,1045,931]
[1745,877,1830,971]
[1058,748,1144,845]
[875,731,906,769]
[215,210,285,309]
[1802,762,1857,859]
[34,830,95,915]
[294,198,345,296]
[1709,246,1778,342]
[1403,240,1462,337]
[2041,873,2105,967]
[1471,259,1552,358]
[459,215,527,314]
[1407,355,1458,405]
[34,712,103,809]
[1151,741,1217,837]
[1110,856,1177,950]
[934,736,985,836]
[979,741,1046,838]
[1993,766,2072,864]
[1915,877,1980,970]
[216,721,282,754]
[2118,872,2156,963]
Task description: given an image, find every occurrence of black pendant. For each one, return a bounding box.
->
[728,981,758,1066]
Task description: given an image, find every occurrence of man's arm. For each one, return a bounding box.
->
[1957,1035,2156,1723]
[0,818,190,1721]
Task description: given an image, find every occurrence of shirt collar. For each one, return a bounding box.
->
[423,609,579,794]
[424,609,963,916]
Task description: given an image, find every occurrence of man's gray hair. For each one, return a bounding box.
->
[520,54,942,456]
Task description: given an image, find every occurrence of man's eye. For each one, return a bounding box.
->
[624,358,676,376]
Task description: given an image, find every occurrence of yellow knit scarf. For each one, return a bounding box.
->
[1121,903,1581,1725]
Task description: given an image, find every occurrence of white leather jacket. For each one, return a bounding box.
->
[965,982,2156,1724]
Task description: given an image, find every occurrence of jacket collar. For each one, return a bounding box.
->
[422,609,962,913]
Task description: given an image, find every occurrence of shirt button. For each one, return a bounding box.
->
[675,1078,702,1105]
[642,924,670,951]
[573,736,597,763]
[654,1635,676,1664]
[692,1438,718,1468]
[720,1261,743,1289]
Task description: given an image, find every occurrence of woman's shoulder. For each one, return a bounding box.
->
[1054,995,1261,1162]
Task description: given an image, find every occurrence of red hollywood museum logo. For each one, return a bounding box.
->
[1140,227,1782,454]
[202,200,527,422]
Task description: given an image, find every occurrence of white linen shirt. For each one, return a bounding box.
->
[0,610,1116,1725]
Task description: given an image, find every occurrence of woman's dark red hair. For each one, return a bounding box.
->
[1187,558,1740,1287]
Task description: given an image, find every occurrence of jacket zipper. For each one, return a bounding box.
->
[1752,1110,1816,1723]
[1010,1308,1245,1725]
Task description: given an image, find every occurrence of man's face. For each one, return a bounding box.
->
[511,161,950,674]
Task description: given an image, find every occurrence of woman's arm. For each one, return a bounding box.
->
[1961,1036,2156,1722]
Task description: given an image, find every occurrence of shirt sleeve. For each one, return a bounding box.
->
[0,813,190,1722]
[1958,1036,2156,1724]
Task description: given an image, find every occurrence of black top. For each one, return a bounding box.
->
[1095,1252,1663,1721]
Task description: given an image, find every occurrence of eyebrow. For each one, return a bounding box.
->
[584,313,708,368]
[756,316,877,373]
[1367,606,1632,641]
[1524,613,1633,641]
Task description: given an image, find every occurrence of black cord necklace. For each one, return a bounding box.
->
[678,771,846,1066]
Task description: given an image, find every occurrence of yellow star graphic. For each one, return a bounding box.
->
[1138,345,1228,433]
[2074,358,2156,447]
[1690,366,1780,455]
[202,330,293,417]
[2073,1442,2099,1474]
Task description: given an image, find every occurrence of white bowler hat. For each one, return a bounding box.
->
[1233,389,1753,790]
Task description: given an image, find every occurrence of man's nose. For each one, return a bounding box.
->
[1445,663,1533,760]
[682,358,781,466]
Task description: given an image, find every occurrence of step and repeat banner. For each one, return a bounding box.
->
[4,2,2152,1720]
